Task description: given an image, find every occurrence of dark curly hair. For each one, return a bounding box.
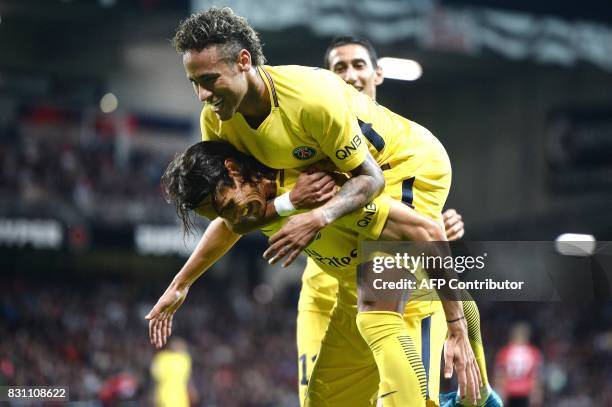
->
[323,35,378,69]
[173,7,266,66]
[162,141,275,235]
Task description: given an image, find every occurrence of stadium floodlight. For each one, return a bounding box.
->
[100,92,118,113]
[378,57,423,81]
[555,233,596,257]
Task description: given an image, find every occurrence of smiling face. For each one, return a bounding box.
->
[210,159,273,224]
[183,45,250,121]
[327,43,383,100]
[213,179,268,224]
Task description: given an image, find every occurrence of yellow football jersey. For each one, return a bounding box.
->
[151,350,191,407]
[201,65,442,174]
[259,175,392,307]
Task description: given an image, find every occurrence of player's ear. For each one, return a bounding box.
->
[237,49,252,72]
[374,65,384,86]
[224,159,242,178]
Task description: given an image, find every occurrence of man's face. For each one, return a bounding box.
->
[183,46,249,121]
[327,44,383,99]
[212,175,268,225]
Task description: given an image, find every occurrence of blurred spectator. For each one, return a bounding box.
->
[2,273,611,405]
[151,337,196,407]
[0,270,612,407]
[98,372,139,405]
[495,322,543,407]
[0,104,187,225]
[0,276,299,406]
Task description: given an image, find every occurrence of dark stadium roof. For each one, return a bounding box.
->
[1,1,611,25]
[443,0,612,24]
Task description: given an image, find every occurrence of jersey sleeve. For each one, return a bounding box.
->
[334,194,392,240]
[301,77,368,172]
[200,107,222,141]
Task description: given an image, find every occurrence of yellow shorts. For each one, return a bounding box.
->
[297,260,338,406]
[305,287,447,407]
[298,259,339,314]
[382,121,452,223]
[297,308,333,405]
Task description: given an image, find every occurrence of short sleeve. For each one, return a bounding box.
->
[301,77,367,172]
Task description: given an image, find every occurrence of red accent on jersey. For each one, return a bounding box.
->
[496,344,542,397]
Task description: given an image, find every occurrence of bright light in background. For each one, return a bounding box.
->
[100,92,118,113]
[378,57,423,81]
[555,233,596,256]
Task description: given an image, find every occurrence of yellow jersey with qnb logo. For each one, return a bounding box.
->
[259,174,392,304]
[200,65,439,173]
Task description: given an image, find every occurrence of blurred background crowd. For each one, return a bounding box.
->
[0,273,299,406]
[1,0,612,406]
[1,272,611,406]
[0,105,174,225]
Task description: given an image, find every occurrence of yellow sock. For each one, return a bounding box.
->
[460,301,492,406]
[356,311,428,406]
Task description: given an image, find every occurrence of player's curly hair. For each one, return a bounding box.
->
[323,35,379,69]
[173,7,266,66]
[162,141,275,235]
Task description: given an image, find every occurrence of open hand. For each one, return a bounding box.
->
[443,319,483,404]
[263,210,326,267]
[145,285,189,349]
[290,168,337,209]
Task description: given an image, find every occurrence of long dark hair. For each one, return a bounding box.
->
[162,141,275,235]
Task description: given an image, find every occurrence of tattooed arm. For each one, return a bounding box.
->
[229,170,338,235]
[320,152,384,224]
[263,152,384,266]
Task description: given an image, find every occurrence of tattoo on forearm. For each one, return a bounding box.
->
[322,153,384,224]
[321,178,371,224]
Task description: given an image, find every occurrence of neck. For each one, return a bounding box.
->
[238,66,271,119]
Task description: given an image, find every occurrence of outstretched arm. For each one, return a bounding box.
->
[145,218,240,348]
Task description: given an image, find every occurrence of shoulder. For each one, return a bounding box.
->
[265,65,349,104]
[529,345,542,357]
[496,346,509,358]
[266,64,341,82]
